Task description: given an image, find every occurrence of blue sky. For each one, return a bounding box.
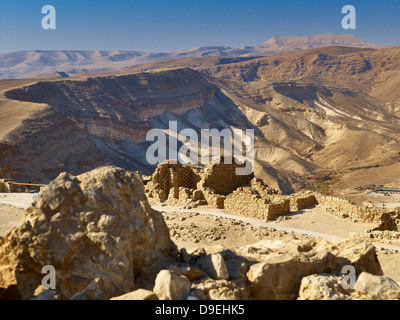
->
[0,0,399,52]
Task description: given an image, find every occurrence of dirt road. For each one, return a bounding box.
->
[0,195,398,281]
[0,193,34,209]
[155,205,400,282]
[155,205,400,252]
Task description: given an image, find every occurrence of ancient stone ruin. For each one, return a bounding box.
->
[0,179,45,194]
[0,165,398,300]
[144,157,261,209]
[144,160,400,234]
[144,159,319,221]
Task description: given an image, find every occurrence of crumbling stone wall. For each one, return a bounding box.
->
[145,160,320,219]
[200,158,254,196]
[145,158,258,209]
[224,187,290,221]
[266,200,290,220]
[225,187,270,220]
[167,187,200,208]
[250,178,279,198]
[145,161,202,204]
[314,193,392,224]
[310,192,399,231]
[289,194,318,212]
[200,187,226,209]
[145,161,398,225]
[374,212,399,231]
[351,230,400,246]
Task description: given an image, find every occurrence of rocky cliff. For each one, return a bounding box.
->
[1,67,400,193]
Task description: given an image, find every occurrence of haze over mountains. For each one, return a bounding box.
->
[83,46,400,103]
[0,33,399,194]
[0,34,385,79]
[1,68,400,193]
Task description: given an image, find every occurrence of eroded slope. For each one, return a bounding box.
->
[1,68,400,193]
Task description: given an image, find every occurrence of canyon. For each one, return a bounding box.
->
[0,32,400,300]
[1,52,400,195]
[0,34,386,80]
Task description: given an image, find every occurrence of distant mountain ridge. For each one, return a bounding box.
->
[2,68,400,193]
[261,34,371,47]
[0,34,385,79]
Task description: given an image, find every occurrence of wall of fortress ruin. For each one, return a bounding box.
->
[3,160,399,230]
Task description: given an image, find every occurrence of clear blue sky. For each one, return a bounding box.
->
[0,0,399,52]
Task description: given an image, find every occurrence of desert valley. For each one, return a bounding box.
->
[0,33,400,300]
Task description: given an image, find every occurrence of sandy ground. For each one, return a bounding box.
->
[160,208,317,251]
[156,205,400,282]
[271,206,376,238]
[0,194,399,283]
[0,193,35,238]
[155,204,377,241]
[0,204,26,237]
[0,193,35,209]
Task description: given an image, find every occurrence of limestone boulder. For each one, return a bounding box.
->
[240,238,382,300]
[298,272,400,300]
[354,272,400,300]
[110,289,158,300]
[220,249,249,280]
[225,259,248,280]
[190,279,249,300]
[246,252,323,300]
[70,278,105,300]
[0,166,175,300]
[297,274,356,300]
[166,265,206,281]
[153,270,191,300]
[198,253,229,280]
[314,238,383,276]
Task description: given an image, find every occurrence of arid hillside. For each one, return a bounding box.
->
[1,66,400,194]
[80,46,400,103]
[0,34,385,79]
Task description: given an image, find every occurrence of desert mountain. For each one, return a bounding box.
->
[1,68,399,193]
[0,34,384,79]
[88,46,400,103]
[261,34,372,48]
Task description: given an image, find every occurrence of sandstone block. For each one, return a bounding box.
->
[0,166,175,300]
[242,238,382,300]
[199,253,229,280]
[110,289,158,300]
[190,279,249,300]
[167,265,205,281]
[153,270,191,300]
[355,272,400,300]
[297,274,354,300]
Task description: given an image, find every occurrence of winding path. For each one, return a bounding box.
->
[153,206,400,252]
[1,193,399,252]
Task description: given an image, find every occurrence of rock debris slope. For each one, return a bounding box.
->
[0,166,398,300]
[0,166,175,300]
[97,46,400,103]
[1,66,400,193]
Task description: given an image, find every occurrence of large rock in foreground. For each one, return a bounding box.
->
[354,272,400,300]
[242,238,382,300]
[0,166,175,300]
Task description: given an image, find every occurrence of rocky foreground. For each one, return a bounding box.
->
[0,166,399,300]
